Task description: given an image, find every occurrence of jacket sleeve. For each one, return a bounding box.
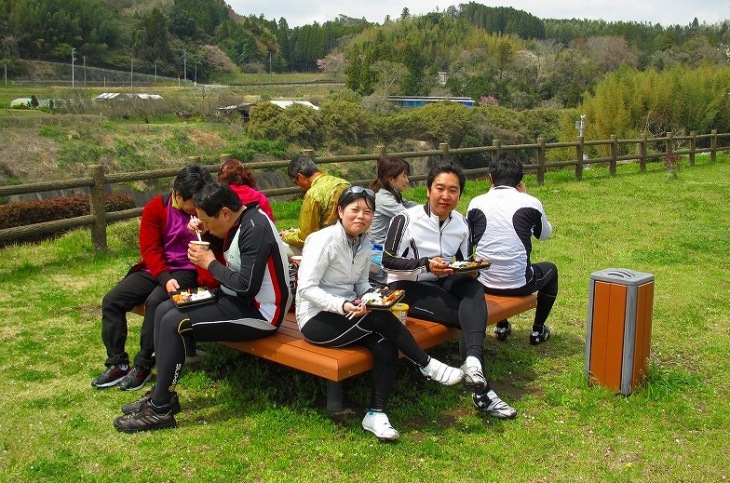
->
[281,193,319,248]
[138,196,172,286]
[534,200,553,241]
[466,205,487,260]
[381,212,430,274]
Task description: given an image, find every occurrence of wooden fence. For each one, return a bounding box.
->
[1,130,728,251]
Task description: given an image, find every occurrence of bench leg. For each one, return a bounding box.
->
[326,381,344,412]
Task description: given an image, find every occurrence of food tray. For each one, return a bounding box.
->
[448,260,491,273]
[171,289,216,309]
[364,289,406,309]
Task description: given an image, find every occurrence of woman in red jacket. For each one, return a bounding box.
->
[91,164,214,392]
[218,158,275,221]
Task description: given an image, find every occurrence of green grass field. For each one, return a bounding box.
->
[0,157,728,481]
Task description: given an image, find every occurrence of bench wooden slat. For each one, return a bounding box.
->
[221,293,536,383]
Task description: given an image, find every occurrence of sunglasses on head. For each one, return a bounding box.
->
[346,186,375,198]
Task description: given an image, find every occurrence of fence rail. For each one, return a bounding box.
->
[1,130,728,250]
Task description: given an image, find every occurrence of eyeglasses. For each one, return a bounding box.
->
[346,186,375,198]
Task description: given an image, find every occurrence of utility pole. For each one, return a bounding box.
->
[71,48,76,87]
[154,64,157,83]
[83,56,87,89]
[576,114,586,137]
[183,49,187,82]
[4,64,7,87]
[130,57,134,88]
[269,51,272,82]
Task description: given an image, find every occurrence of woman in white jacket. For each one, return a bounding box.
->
[296,186,462,442]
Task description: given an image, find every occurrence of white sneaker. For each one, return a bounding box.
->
[472,390,518,419]
[362,411,400,441]
[419,357,463,385]
[460,361,487,390]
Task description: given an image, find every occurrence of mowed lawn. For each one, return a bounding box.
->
[0,157,728,482]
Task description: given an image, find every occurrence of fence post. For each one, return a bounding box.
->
[689,131,696,166]
[492,139,501,155]
[376,145,386,158]
[609,134,618,175]
[219,153,232,163]
[439,142,449,160]
[666,131,674,161]
[711,129,717,163]
[187,156,201,164]
[575,136,584,181]
[537,136,546,186]
[89,164,107,252]
[302,149,315,160]
[639,134,647,172]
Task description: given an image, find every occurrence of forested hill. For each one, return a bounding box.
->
[1,0,728,108]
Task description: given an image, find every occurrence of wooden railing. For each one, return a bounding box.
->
[1,130,727,251]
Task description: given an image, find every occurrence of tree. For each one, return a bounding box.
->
[316,52,346,77]
[370,60,408,97]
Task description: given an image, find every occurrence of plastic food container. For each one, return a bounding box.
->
[390,303,409,325]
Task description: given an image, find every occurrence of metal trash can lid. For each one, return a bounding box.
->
[590,268,654,286]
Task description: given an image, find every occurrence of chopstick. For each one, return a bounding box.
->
[191,215,203,241]
[346,304,364,320]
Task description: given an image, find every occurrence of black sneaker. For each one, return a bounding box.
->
[114,401,177,433]
[118,366,152,391]
[91,365,130,389]
[122,390,181,416]
[494,320,512,341]
[472,390,518,419]
[530,325,551,345]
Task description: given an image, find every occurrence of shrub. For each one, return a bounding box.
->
[0,194,136,246]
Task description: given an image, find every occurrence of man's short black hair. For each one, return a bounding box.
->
[173,164,214,200]
[489,153,523,187]
[193,182,243,218]
[426,160,466,195]
[287,155,319,179]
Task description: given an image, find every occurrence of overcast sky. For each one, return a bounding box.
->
[227,0,728,28]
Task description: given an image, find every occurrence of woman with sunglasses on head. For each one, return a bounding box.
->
[295,186,463,442]
[218,158,275,221]
[368,156,416,246]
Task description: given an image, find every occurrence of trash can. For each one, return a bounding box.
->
[585,268,655,395]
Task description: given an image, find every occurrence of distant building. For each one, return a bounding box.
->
[386,96,475,108]
[94,93,163,101]
[268,100,320,110]
[216,102,251,121]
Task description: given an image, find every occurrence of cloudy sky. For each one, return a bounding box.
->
[227,0,727,28]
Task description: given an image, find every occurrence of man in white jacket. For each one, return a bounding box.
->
[467,152,558,345]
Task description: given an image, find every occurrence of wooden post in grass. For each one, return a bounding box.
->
[711,129,717,163]
[89,165,107,252]
[439,142,449,160]
[575,136,584,181]
[639,134,647,172]
[537,136,546,186]
[609,135,618,175]
[689,131,696,166]
[376,145,386,158]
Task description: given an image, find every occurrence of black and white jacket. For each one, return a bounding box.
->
[381,204,470,283]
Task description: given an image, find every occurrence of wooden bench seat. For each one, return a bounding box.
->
[132,294,536,411]
[222,293,536,411]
